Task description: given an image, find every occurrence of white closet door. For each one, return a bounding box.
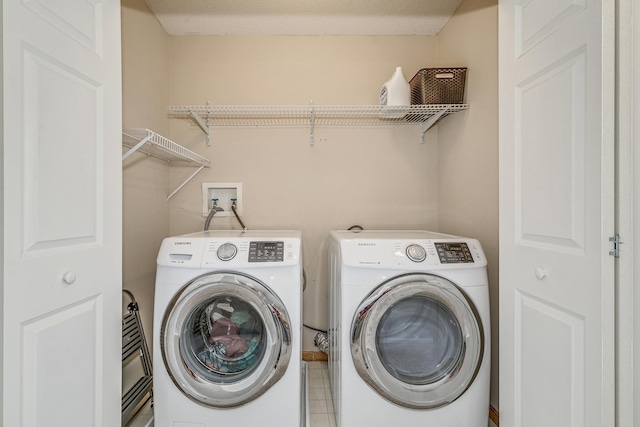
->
[2,0,122,426]
[499,0,615,426]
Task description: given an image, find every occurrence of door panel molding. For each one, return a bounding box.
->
[516,0,586,57]
[22,296,102,426]
[514,47,586,253]
[21,44,103,254]
[514,291,585,427]
[23,0,104,55]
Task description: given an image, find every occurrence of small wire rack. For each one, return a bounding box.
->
[122,128,210,164]
[122,129,211,200]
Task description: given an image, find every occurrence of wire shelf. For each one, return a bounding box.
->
[122,128,210,164]
[122,128,211,200]
[167,103,468,144]
[167,104,468,127]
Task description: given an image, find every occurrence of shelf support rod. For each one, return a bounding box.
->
[309,101,316,145]
[166,164,210,201]
[122,134,153,161]
[420,108,448,143]
[189,110,211,146]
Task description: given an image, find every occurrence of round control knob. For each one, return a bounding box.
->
[217,243,237,261]
[406,244,427,263]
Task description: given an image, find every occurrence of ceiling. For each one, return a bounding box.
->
[144,0,465,36]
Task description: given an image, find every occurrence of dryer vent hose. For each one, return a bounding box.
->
[314,331,329,355]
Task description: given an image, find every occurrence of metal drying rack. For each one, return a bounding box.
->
[122,290,153,427]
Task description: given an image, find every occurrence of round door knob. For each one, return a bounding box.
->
[406,244,427,262]
[63,271,77,284]
[535,267,547,280]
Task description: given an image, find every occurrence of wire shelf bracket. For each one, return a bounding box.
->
[420,108,448,143]
[309,102,316,145]
[167,101,214,146]
[189,109,212,146]
[122,128,211,201]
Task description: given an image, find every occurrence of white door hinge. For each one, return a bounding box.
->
[609,234,621,258]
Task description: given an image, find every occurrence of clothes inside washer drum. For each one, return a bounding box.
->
[198,336,260,373]
[197,310,263,374]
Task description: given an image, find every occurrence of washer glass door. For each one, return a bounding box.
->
[351,273,483,409]
[161,272,291,408]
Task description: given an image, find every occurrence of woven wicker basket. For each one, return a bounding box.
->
[409,68,467,104]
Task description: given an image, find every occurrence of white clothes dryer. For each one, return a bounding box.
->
[328,230,490,427]
[153,230,304,427]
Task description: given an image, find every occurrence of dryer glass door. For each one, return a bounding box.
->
[351,273,483,409]
[376,295,464,385]
[161,272,291,408]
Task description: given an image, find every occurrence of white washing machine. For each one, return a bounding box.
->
[328,230,490,427]
[153,230,304,427]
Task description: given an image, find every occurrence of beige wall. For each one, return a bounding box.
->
[121,0,170,361]
[437,0,499,411]
[166,35,441,350]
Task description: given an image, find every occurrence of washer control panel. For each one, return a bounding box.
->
[157,232,301,268]
[249,241,284,262]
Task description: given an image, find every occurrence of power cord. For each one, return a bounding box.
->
[304,324,328,333]
[231,199,248,231]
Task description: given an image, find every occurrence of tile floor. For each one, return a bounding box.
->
[307,361,336,427]
[128,400,154,427]
[306,360,495,427]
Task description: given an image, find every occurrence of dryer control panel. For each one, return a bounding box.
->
[336,232,486,270]
[434,242,474,264]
